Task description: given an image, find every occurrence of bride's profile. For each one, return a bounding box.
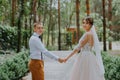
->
[64,16,105,80]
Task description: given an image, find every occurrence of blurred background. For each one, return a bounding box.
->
[0,0,120,80]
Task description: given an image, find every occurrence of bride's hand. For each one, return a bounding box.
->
[64,57,69,63]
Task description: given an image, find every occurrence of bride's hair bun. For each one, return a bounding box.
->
[83,16,93,25]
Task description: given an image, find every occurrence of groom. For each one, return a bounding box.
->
[28,22,64,80]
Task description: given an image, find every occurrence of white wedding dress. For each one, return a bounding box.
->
[69,33,105,80]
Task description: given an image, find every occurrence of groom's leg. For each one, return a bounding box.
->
[28,59,44,80]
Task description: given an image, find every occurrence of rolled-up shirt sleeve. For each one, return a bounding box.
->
[34,38,59,61]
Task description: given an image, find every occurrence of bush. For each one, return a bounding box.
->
[0,50,29,80]
[102,52,120,80]
[0,25,17,50]
[0,25,30,51]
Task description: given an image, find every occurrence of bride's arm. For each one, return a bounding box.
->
[65,33,91,62]
[65,49,79,61]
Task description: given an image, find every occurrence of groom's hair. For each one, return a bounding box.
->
[33,22,43,28]
[83,16,93,25]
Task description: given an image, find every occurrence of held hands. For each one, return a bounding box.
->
[58,57,69,63]
[64,58,68,62]
[58,58,65,63]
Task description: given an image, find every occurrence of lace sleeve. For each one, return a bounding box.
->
[74,33,91,51]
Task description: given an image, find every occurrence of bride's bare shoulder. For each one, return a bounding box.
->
[85,32,93,37]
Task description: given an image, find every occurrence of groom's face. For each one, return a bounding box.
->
[34,24,44,35]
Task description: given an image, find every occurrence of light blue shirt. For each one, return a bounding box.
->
[29,32,59,61]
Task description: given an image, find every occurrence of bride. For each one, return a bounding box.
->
[64,16,105,80]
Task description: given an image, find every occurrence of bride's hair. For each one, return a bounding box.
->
[83,16,94,26]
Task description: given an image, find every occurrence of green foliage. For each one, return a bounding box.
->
[112,0,120,17]
[0,0,119,49]
[102,52,120,80]
[0,0,11,24]
[47,45,58,50]
[0,25,17,50]
[0,51,29,80]
[0,25,30,50]
[66,32,72,45]
[22,29,30,40]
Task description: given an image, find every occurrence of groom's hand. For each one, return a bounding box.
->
[64,58,68,62]
[58,58,65,63]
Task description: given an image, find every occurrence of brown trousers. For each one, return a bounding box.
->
[28,59,44,80]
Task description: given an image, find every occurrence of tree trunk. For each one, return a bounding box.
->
[29,17,32,35]
[76,0,80,42]
[11,0,17,27]
[42,5,47,43]
[38,0,42,22]
[102,0,107,51]
[42,5,47,26]
[29,0,33,35]
[58,0,61,50]
[108,0,112,50]
[25,17,28,49]
[32,0,37,23]
[51,22,56,45]
[69,10,74,27]
[17,0,24,52]
[86,0,90,16]
[47,0,52,47]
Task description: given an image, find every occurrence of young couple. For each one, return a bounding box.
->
[28,16,105,80]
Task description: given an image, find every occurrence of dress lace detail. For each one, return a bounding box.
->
[69,35,105,80]
[81,43,92,52]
